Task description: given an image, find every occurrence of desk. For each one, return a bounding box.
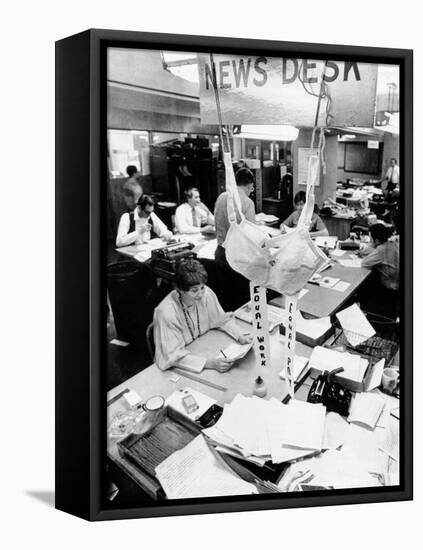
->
[269,251,371,318]
[321,215,356,240]
[107,319,313,495]
[116,233,217,263]
[108,318,400,497]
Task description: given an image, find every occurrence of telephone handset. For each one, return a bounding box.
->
[308,367,352,417]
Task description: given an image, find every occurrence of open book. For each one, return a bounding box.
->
[348,392,385,429]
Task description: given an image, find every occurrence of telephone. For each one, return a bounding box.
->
[307,367,352,417]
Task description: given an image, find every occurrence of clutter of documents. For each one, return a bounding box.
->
[155,434,257,499]
[203,394,327,465]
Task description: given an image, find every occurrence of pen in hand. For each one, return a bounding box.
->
[220,349,227,358]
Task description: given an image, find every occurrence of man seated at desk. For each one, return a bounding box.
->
[281,191,329,237]
[116,194,173,247]
[174,187,215,234]
[358,223,399,318]
[153,259,252,372]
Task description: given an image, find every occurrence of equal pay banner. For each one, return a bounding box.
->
[198,54,378,128]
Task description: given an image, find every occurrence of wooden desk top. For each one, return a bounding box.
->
[269,251,371,318]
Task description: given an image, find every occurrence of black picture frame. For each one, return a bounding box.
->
[55,28,413,521]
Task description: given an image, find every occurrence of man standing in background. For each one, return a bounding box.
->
[214,167,256,311]
[383,158,400,192]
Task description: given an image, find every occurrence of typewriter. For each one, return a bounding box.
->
[150,241,196,280]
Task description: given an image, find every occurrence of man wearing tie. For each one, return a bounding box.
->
[383,158,400,192]
[174,187,215,234]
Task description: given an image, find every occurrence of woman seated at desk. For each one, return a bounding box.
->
[154,259,252,372]
[358,223,399,318]
[281,191,329,237]
[116,194,173,247]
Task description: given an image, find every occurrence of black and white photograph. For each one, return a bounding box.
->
[105,44,404,507]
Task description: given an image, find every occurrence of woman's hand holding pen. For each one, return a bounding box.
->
[238,333,253,345]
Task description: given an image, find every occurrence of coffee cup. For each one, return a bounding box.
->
[382,368,399,394]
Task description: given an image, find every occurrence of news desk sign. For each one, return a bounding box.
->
[198,55,378,128]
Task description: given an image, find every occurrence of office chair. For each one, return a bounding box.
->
[146,322,155,361]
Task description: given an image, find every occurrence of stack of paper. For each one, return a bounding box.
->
[279,355,309,382]
[155,434,257,499]
[309,346,368,385]
[295,313,332,343]
[205,394,327,464]
[197,239,218,260]
[279,448,383,491]
[176,354,205,373]
[348,392,385,429]
[338,258,362,268]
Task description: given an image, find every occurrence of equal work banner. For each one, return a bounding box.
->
[249,283,271,369]
[198,54,378,128]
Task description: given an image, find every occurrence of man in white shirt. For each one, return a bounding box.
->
[116,195,173,247]
[174,187,215,234]
[383,158,400,192]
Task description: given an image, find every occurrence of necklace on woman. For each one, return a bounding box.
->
[178,292,201,341]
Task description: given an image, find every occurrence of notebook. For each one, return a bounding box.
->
[176,354,205,373]
[348,392,385,429]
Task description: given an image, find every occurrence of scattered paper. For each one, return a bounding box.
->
[336,303,376,346]
[314,236,338,249]
[348,392,385,429]
[331,249,345,257]
[155,435,257,499]
[279,356,309,382]
[197,239,218,260]
[338,258,362,268]
[379,417,400,462]
[219,341,253,361]
[322,412,349,450]
[319,276,341,289]
[365,359,385,391]
[278,448,383,491]
[332,281,351,293]
[267,399,326,454]
[166,387,217,422]
[295,313,332,341]
[309,346,368,383]
[342,423,386,475]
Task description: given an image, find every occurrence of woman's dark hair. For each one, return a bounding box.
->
[235,167,255,186]
[137,194,155,210]
[184,187,199,200]
[294,190,319,212]
[294,191,306,204]
[175,259,208,291]
[126,165,138,177]
[369,223,391,244]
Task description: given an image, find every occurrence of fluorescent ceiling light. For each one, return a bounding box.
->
[234,125,299,141]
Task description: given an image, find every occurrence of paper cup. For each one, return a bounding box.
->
[382,368,399,394]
